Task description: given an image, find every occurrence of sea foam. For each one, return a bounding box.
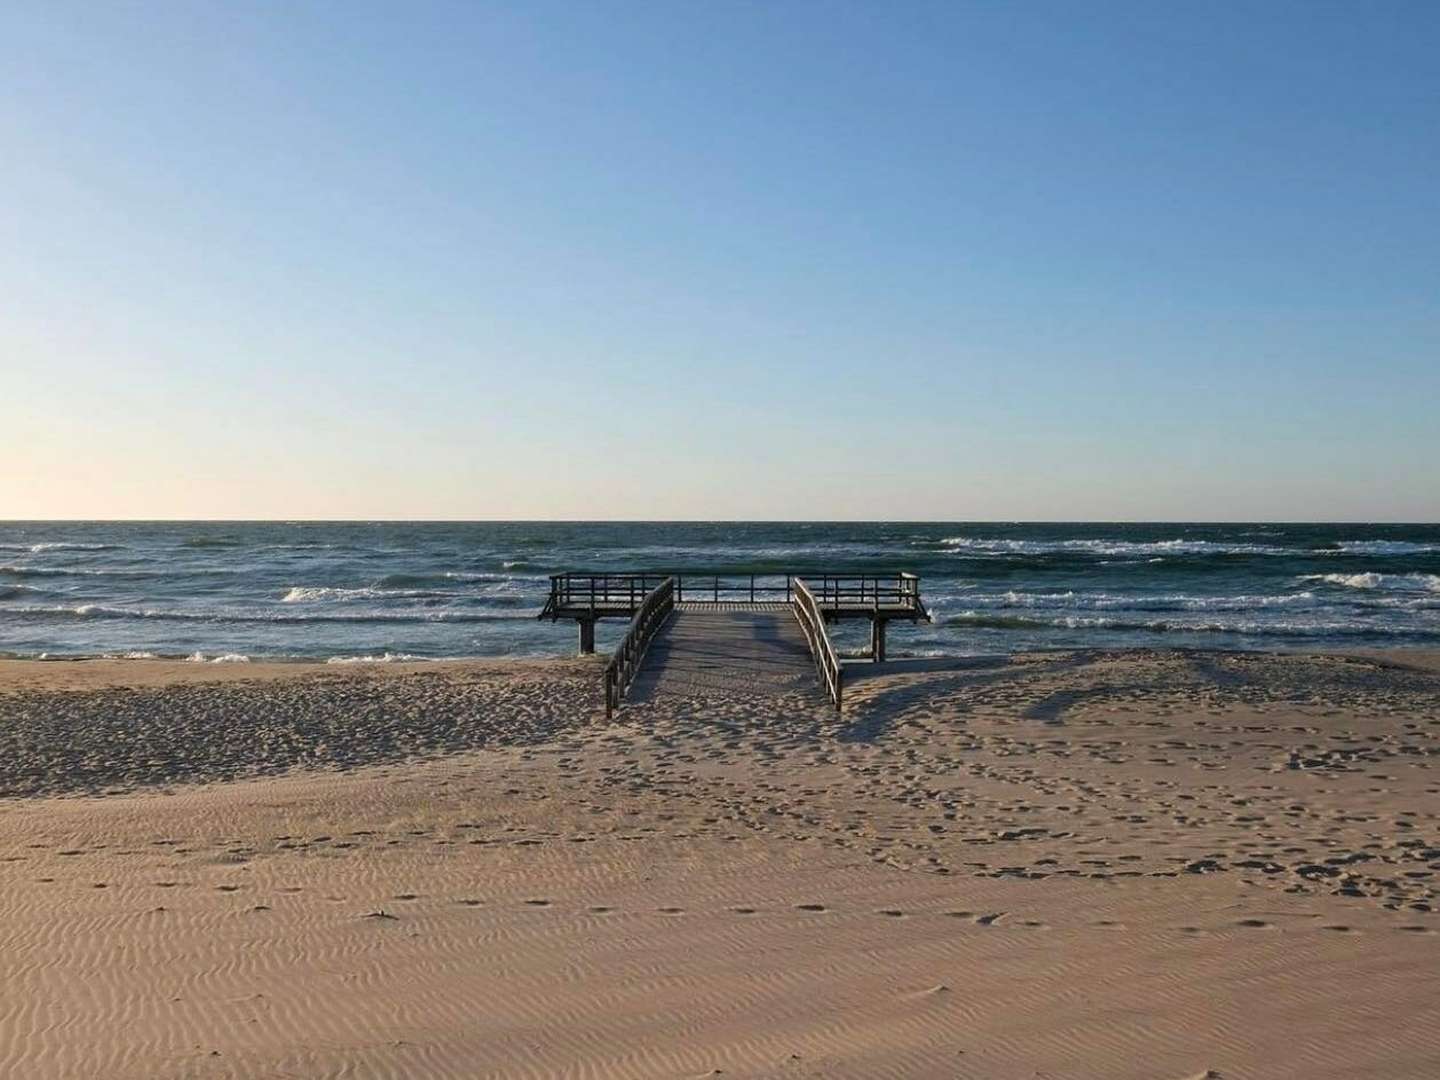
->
[1301,572,1440,592]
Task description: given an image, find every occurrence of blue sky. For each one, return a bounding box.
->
[3,1,1437,520]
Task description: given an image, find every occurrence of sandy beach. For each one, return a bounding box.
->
[2,649,1438,1078]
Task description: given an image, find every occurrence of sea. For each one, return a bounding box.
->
[2,521,1438,663]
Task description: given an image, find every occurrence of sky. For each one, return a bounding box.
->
[2,1,1437,521]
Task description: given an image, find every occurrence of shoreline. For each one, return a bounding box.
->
[5,641,1440,684]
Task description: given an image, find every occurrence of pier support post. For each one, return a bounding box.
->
[578,618,596,655]
[870,618,888,663]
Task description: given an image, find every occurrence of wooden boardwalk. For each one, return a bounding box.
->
[537,571,928,714]
[625,609,819,704]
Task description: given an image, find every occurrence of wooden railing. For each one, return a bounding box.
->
[543,572,926,618]
[603,577,676,718]
[542,573,673,619]
[792,578,842,711]
[674,574,793,604]
[806,572,925,614]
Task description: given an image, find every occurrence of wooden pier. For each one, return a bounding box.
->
[538,572,928,715]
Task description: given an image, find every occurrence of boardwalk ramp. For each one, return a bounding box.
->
[626,609,819,704]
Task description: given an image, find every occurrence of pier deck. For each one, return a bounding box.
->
[537,572,927,715]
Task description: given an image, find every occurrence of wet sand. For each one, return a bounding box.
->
[2,650,1438,1078]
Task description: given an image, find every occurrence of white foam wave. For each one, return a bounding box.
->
[1330,540,1440,555]
[947,611,1438,638]
[26,542,117,553]
[1300,572,1440,592]
[8,603,533,624]
[325,652,431,664]
[937,537,1292,557]
[283,585,380,603]
[928,590,1320,614]
[444,570,547,583]
[186,652,251,663]
[283,584,457,602]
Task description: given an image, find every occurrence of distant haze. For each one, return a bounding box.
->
[3,2,1437,522]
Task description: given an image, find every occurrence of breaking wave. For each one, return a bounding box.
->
[944,612,1440,639]
[6,604,535,625]
[937,537,1294,557]
[1300,572,1440,592]
[325,652,433,664]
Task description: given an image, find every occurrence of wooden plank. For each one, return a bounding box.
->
[625,610,821,704]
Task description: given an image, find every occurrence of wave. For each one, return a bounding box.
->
[325,652,432,664]
[0,541,121,553]
[281,576,542,603]
[930,590,1321,613]
[373,571,545,587]
[935,535,1440,559]
[0,584,48,600]
[1300,572,1440,593]
[0,563,237,581]
[1326,540,1440,555]
[944,612,1439,639]
[937,537,1296,557]
[4,604,535,625]
[281,584,452,603]
[186,652,251,663]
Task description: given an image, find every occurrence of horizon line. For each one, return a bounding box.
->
[3,518,1438,527]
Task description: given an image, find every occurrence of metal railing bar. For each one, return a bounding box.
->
[602,576,676,719]
[791,577,842,711]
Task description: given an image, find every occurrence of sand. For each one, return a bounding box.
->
[2,649,1438,1078]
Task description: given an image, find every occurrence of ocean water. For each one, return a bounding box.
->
[2,522,1439,662]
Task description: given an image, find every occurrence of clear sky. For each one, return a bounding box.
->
[3,1,1437,521]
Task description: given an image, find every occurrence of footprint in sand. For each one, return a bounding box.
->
[731,906,757,915]
[795,903,827,912]
[975,912,1006,926]
[1235,919,1272,929]
[877,909,905,918]
[523,899,552,907]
